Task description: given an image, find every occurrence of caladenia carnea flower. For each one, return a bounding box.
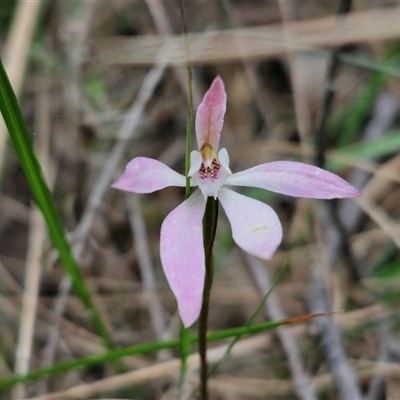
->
[112,76,362,328]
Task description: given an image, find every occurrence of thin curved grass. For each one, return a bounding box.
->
[0,57,114,349]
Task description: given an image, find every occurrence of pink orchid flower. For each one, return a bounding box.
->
[112,76,361,327]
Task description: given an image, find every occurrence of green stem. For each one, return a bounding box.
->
[184,75,194,199]
[199,197,219,400]
[180,0,193,200]
[209,261,288,377]
[0,318,293,393]
[179,0,194,392]
[178,324,190,392]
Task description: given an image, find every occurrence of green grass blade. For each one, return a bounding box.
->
[327,45,400,148]
[0,57,114,349]
[339,51,400,78]
[0,318,293,392]
[209,262,288,377]
[328,129,400,171]
[336,72,384,148]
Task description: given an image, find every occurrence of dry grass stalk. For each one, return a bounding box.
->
[96,6,400,66]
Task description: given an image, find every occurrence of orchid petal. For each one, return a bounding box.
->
[218,148,231,173]
[112,157,186,193]
[160,190,207,327]
[225,161,362,199]
[195,76,227,150]
[188,151,202,177]
[218,188,282,260]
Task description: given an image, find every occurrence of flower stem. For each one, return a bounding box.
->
[199,197,218,400]
[179,0,194,394]
[179,0,193,200]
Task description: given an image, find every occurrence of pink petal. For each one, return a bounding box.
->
[112,157,186,193]
[160,190,207,327]
[225,161,362,199]
[195,76,227,150]
[218,187,282,260]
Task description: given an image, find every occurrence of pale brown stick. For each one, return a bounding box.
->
[0,0,43,169]
[13,76,55,399]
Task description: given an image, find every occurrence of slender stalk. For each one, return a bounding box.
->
[209,261,288,377]
[178,325,190,393]
[0,316,303,393]
[199,197,219,400]
[179,0,194,392]
[184,75,194,199]
[180,0,193,199]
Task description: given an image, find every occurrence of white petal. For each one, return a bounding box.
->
[112,157,186,193]
[160,190,207,327]
[225,161,361,199]
[218,188,282,260]
[188,151,202,177]
[218,148,232,174]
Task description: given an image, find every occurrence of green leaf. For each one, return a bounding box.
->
[0,318,294,392]
[327,45,400,148]
[327,129,400,171]
[374,259,400,280]
[0,57,114,349]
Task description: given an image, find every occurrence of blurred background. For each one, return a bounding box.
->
[1,0,400,399]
